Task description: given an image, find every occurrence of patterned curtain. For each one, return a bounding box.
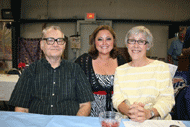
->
[18,38,42,66]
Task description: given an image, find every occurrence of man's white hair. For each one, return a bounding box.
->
[42,26,64,38]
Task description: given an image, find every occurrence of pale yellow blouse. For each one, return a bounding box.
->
[112,60,175,120]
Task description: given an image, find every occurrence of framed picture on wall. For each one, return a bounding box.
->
[0,22,12,61]
[70,36,81,49]
[0,22,13,73]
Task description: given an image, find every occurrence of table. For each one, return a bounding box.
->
[0,111,190,127]
[0,74,19,101]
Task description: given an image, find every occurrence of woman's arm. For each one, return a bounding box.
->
[151,64,175,119]
[129,102,160,122]
[118,100,130,116]
[112,69,126,112]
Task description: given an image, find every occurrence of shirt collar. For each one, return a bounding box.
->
[41,57,65,69]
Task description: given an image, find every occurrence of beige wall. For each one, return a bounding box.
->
[1,0,190,61]
[20,22,169,61]
[20,0,190,21]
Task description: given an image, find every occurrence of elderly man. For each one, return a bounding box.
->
[9,26,94,116]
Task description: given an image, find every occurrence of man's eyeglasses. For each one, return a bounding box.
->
[127,39,148,45]
[42,38,66,45]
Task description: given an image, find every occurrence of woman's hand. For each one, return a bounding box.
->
[128,102,151,123]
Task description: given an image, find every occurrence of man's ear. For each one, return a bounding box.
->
[40,40,44,50]
[63,43,66,50]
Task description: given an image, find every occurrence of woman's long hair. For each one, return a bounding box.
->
[88,25,119,59]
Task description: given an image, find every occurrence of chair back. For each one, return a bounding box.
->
[7,68,21,76]
[172,86,190,120]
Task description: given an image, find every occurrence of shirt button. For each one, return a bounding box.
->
[52,93,55,96]
[51,105,53,107]
[54,70,56,72]
[53,82,55,84]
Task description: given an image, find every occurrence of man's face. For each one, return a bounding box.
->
[40,29,65,59]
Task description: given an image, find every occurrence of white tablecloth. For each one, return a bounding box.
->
[0,74,19,101]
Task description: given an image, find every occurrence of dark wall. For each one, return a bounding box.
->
[169,25,179,39]
[11,0,21,68]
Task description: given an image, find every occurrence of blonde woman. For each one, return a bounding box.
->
[112,26,175,122]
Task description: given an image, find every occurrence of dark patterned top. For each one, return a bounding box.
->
[91,74,114,117]
[9,58,94,115]
[75,53,126,116]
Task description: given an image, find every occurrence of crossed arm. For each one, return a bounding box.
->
[15,107,29,113]
[118,101,159,123]
[76,102,91,116]
[15,101,91,116]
